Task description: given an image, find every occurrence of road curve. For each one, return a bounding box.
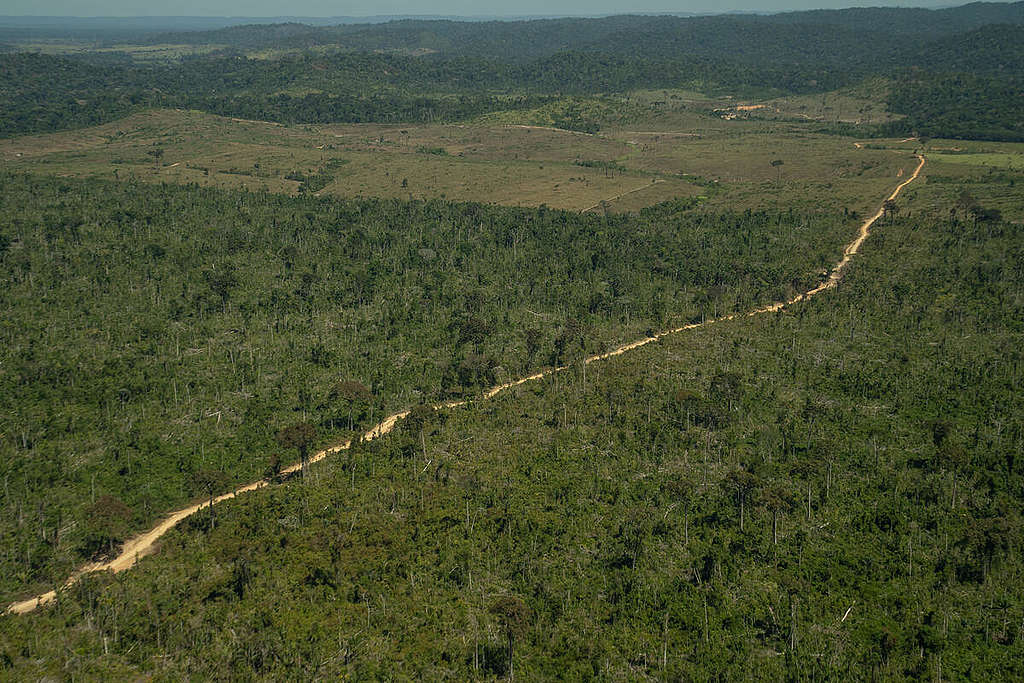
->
[5,154,925,616]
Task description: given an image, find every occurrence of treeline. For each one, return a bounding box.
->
[3,11,1024,140]
[0,51,789,137]
[143,3,1024,61]
[0,173,1020,679]
[192,93,548,126]
[885,72,1024,142]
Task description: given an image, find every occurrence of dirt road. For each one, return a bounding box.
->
[507,124,596,137]
[5,154,925,616]
[582,179,664,213]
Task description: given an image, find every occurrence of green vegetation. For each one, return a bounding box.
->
[2,5,1023,140]
[886,71,1024,142]
[0,103,921,217]
[0,172,857,605]
[0,160,1020,679]
[1,5,1023,678]
[930,152,1024,169]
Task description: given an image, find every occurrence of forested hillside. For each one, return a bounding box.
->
[2,3,1023,140]
[146,2,1024,57]
[0,172,855,605]
[886,72,1024,141]
[1,164,1020,679]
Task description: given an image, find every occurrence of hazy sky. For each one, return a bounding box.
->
[1,0,961,17]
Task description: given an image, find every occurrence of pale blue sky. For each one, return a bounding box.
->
[0,0,961,17]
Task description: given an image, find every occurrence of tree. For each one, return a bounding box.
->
[619,508,651,571]
[204,265,238,311]
[760,484,793,545]
[929,419,952,448]
[458,315,491,348]
[524,327,542,365]
[331,380,372,431]
[455,353,497,391]
[955,189,978,218]
[770,159,784,184]
[489,596,532,680]
[724,469,759,531]
[192,468,228,531]
[402,404,435,460]
[266,453,283,480]
[973,206,1002,223]
[403,404,434,434]
[664,474,696,543]
[82,495,131,558]
[710,371,743,415]
[882,199,899,224]
[276,422,317,480]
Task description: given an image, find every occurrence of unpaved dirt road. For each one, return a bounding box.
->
[5,154,925,616]
[582,179,665,213]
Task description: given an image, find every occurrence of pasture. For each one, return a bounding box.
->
[0,101,934,216]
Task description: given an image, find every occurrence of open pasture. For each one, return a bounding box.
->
[0,106,929,216]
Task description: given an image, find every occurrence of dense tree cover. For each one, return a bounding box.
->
[0,172,856,605]
[0,52,540,137]
[3,4,1024,139]
[885,72,1024,142]
[144,3,1024,60]
[1,175,1020,679]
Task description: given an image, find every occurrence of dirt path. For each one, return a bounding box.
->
[507,124,596,137]
[618,131,701,137]
[5,154,925,616]
[582,179,664,213]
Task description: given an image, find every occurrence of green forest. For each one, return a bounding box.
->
[0,172,855,605]
[1,167,1021,678]
[1,2,1023,680]
[2,3,1024,140]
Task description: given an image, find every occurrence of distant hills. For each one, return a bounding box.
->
[133,2,1024,59]
[1,2,1021,140]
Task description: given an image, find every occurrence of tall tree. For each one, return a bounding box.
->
[724,469,759,531]
[192,468,228,531]
[276,422,317,480]
[489,596,532,681]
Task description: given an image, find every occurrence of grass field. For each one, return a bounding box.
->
[0,103,935,216]
[761,78,902,125]
[929,152,1024,169]
[6,41,223,61]
[850,138,1024,222]
[0,86,1005,219]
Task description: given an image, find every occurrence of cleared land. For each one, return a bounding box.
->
[1,101,922,216]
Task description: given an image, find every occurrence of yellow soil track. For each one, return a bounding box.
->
[582,179,665,213]
[5,154,925,616]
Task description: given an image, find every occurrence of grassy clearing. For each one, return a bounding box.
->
[7,41,222,61]
[763,77,899,125]
[904,158,1024,222]
[0,107,926,216]
[929,152,1024,169]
